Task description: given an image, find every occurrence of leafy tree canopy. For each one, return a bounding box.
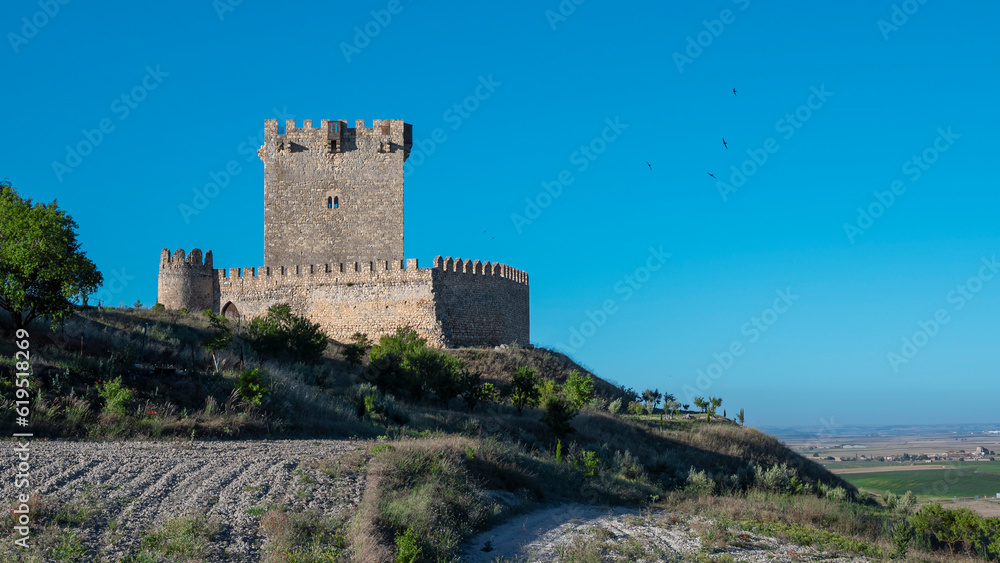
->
[0,181,102,328]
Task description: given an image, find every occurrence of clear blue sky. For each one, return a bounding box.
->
[3,1,998,429]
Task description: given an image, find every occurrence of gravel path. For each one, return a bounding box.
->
[462,504,872,562]
[0,439,363,561]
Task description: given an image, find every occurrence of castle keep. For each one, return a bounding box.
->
[158,119,529,347]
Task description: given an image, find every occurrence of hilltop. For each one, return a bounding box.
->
[1,307,994,562]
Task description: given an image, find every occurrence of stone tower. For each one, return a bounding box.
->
[157,249,216,312]
[260,119,412,266]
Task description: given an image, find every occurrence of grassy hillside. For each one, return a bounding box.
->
[2,307,996,562]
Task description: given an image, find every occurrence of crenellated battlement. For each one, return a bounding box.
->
[262,118,412,159]
[432,256,529,285]
[212,256,527,286]
[157,248,216,312]
[159,248,213,269]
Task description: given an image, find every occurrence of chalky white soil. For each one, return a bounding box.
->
[0,439,363,561]
[462,504,872,563]
[2,440,877,562]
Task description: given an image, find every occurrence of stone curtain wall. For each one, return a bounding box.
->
[261,119,408,267]
[160,251,530,347]
[432,256,530,347]
[214,259,445,346]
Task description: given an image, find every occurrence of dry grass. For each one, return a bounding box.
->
[448,345,629,400]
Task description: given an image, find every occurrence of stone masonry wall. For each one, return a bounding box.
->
[261,119,410,267]
[215,258,445,346]
[159,250,529,347]
[432,256,530,347]
[157,249,216,312]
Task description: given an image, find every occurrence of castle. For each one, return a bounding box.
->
[157,119,529,347]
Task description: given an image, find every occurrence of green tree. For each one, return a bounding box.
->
[509,366,540,415]
[563,370,595,409]
[641,388,662,414]
[665,399,680,417]
[341,332,370,366]
[0,181,102,328]
[540,396,577,439]
[365,328,426,401]
[626,400,645,415]
[236,367,270,406]
[363,327,463,403]
[693,396,707,413]
[459,370,497,413]
[709,396,723,415]
[737,408,745,426]
[406,346,463,407]
[246,303,328,364]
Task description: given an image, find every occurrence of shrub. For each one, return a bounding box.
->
[96,376,133,416]
[247,303,329,364]
[363,327,463,404]
[509,366,540,415]
[607,397,622,415]
[406,346,463,407]
[581,450,599,478]
[613,450,645,482]
[825,486,848,503]
[236,368,269,406]
[626,400,645,416]
[540,396,577,439]
[892,519,913,558]
[151,303,165,312]
[685,468,715,495]
[537,379,560,405]
[754,463,799,494]
[458,370,491,413]
[562,370,595,409]
[347,383,408,424]
[394,527,422,563]
[341,332,370,366]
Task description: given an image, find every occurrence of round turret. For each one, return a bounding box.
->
[157,248,217,312]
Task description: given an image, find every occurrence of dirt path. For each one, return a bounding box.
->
[0,439,363,561]
[828,465,953,475]
[940,499,1000,518]
[461,504,871,562]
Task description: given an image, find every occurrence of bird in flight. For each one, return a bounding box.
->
[707,172,718,179]
[733,88,738,96]
[722,138,728,149]
[646,161,652,170]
